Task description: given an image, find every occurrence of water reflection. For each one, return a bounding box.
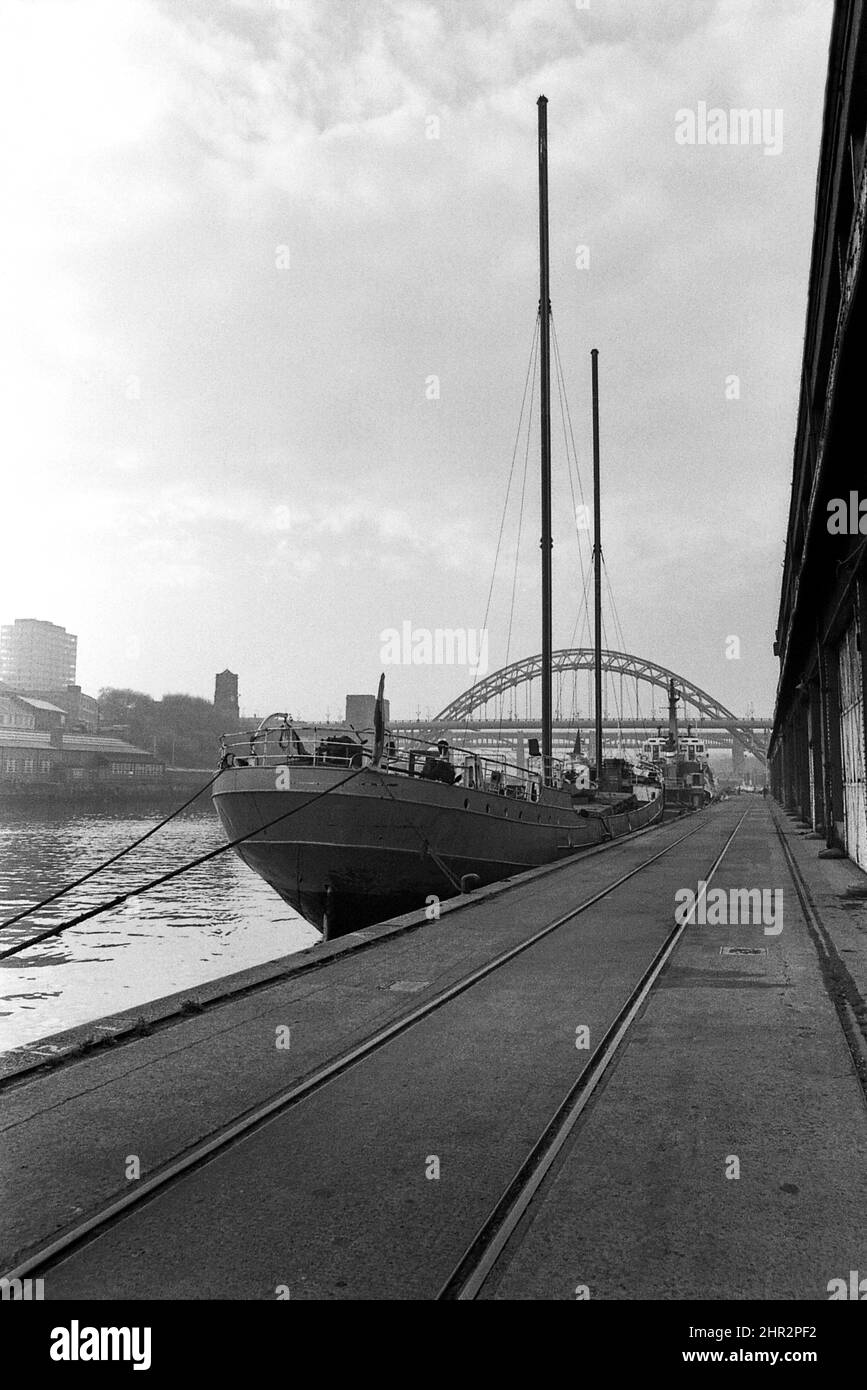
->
[0,804,319,1052]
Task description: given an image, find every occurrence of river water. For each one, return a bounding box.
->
[0,804,319,1053]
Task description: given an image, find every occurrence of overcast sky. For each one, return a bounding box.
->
[0,0,832,722]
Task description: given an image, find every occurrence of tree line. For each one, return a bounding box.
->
[97,689,236,769]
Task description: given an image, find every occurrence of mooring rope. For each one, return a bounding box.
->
[0,770,224,932]
[0,767,364,961]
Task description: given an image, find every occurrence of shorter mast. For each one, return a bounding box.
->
[667,678,680,752]
[591,348,603,784]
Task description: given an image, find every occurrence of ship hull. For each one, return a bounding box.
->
[665,786,713,812]
[213,764,665,938]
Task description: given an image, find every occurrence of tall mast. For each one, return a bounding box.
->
[537,95,553,781]
[591,348,603,783]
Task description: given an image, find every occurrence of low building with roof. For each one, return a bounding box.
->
[18,684,99,733]
[0,683,68,728]
[0,728,164,792]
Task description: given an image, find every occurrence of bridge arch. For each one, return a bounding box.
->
[434,649,767,763]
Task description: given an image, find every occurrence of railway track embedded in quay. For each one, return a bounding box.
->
[7,800,838,1301]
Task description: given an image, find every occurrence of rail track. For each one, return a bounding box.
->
[5,805,759,1297]
[0,800,684,1092]
[439,806,750,1298]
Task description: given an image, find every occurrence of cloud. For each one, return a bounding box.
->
[0,0,833,717]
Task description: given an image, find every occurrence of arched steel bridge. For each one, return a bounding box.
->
[431,649,768,763]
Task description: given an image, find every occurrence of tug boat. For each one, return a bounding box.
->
[212,99,665,938]
[641,680,716,810]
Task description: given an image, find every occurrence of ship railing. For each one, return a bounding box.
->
[388,735,566,799]
[218,720,566,798]
[219,718,375,770]
[399,746,541,798]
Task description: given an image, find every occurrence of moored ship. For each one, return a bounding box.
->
[641,679,716,810]
[212,98,666,938]
[213,716,663,937]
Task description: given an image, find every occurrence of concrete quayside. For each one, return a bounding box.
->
[2,798,866,1300]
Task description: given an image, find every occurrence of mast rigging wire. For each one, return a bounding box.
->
[463,314,541,740]
[498,331,537,741]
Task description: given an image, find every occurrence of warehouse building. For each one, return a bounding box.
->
[0,722,164,791]
[769,0,867,868]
